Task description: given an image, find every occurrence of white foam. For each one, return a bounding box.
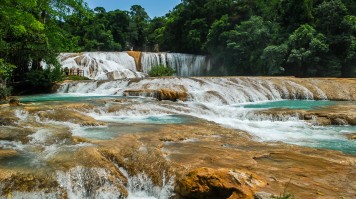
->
[59,52,146,80]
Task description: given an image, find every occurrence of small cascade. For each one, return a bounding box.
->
[56,77,335,104]
[56,166,126,199]
[59,52,147,80]
[119,168,174,199]
[57,80,130,95]
[140,52,211,76]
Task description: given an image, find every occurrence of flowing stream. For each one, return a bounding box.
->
[1,77,355,198]
[24,77,356,153]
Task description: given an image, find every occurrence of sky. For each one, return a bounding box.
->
[84,0,182,18]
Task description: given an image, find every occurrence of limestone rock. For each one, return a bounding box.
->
[0,150,19,160]
[175,167,266,199]
[158,89,188,101]
[345,133,356,140]
[124,89,188,101]
[9,97,20,106]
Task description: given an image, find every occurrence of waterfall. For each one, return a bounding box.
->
[59,52,146,80]
[59,52,212,79]
[140,52,211,76]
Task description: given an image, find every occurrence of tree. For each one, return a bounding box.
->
[261,44,288,75]
[285,24,330,77]
[276,0,314,33]
[339,15,356,77]
[0,0,89,82]
[147,17,167,51]
[224,16,280,75]
[0,59,15,98]
[128,5,150,50]
[314,0,355,77]
[314,0,348,35]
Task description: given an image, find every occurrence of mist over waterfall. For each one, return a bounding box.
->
[59,52,212,80]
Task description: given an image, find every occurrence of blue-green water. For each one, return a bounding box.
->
[19,94,124,103]
[13,94,356,154]
[74,115,190,140]
[238,100,338,110]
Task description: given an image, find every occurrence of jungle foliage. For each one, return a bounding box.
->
[0,0,355,94]
[148,65,176,77]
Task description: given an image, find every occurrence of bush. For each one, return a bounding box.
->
[26,64,63,87]
[148,64,175,77]
[0,86,12,99]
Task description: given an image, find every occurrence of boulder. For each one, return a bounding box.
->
[175,167,266,199]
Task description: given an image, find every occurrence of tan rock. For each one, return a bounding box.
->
[9,97,20,106]
[345,133,356,140]
[175,167,266,199]
[158,89,188,101]
[0,150,19,160]
[124,89,188,101]
[126,51,142,71]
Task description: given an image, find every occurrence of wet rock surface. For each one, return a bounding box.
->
[256,103,356,126]
[124,88,188,101]
[346,133,356,140]
[0,95,355,198]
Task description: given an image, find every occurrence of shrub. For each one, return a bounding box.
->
[148,64,175,77]
[0,86,12,99]
[26,64,63,87]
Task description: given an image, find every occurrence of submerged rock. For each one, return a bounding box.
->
[256,104,356,126]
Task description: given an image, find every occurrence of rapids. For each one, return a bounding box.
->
[46,76,356,153]
[1,76,355,198]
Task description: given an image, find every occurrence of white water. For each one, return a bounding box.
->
[141,52,211,76]
[59,52,146,80]
[2,77,354,198]
[58,77,326,104]
[59,52,212,80]
[0,111,174,199]
[56,77,356,154]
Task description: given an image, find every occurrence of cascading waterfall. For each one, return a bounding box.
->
[57,77,329,104]
[140,52,211,76]
[59,52,212,80]
[59,52,146,80]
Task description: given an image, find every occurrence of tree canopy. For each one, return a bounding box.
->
[0,0,355,95]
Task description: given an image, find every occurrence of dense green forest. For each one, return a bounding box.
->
[1,0,356,97]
